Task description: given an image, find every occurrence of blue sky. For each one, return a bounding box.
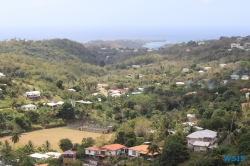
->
[1,0,250,42]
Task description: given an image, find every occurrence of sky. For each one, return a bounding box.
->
[1,0,250,43]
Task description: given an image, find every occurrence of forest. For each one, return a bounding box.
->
[1,36,250,165]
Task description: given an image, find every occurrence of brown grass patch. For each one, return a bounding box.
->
[0,127,113,152]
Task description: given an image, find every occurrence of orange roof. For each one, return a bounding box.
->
[85,147,101,151]
[240,88,250,92]
[242,103,249,107]
[128,145,161,155]
[101,144,126,151]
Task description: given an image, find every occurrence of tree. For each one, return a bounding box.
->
[23,140,36,154]
[56,80,64,90]
[58,101,75,121]
[10,129,22,147]
[42,140,51,152]
[154,135,189,166]
[59,138,73,151]
[147,144,161,159]
[82,137,95,147]
[238,132,250,155]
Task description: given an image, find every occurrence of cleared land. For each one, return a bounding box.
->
[0,127,113,152]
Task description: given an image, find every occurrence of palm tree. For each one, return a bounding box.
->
[147,144,161,160]
[10,129,22,147]
[42,140,51,152]
[24,140,36,154]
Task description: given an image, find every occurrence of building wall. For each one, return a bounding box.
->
[85,150,97,156]
[128,149,140,157]
[194,146,200,152]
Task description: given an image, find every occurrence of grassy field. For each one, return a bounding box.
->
[0,127,113,152]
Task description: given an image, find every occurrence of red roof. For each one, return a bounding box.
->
[116,89,125,93]
[101,144,126,151]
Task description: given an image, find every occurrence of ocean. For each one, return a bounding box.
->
[1,26,249,44]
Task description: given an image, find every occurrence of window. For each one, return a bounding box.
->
[88,150,91,153]
[132,151,136,155]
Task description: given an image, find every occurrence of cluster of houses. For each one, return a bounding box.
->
[85,142,161,160]
[30,150,76,165]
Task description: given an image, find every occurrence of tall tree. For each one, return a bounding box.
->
[153,135,190,166]
[10,129,22,147]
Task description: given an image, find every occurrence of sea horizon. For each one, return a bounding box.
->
[1,26,249,44]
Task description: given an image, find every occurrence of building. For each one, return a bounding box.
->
[0,72,5,77]
[183,126,203,133]
[231,75,239,80]
[241,75,249,80]
[23,91,40,100]
[176,82,185,85]
[219,64,226,67]
[186,129,218,149]
[128,145,161,158]
[21,104,37,111]
[85,144,127,159]
[63,150,76,164]
[193,141,211,152]
[204,67,211,71]
[182,68,189,73]
[44,101,64,108]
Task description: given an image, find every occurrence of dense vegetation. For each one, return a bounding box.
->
[1,36,250,165]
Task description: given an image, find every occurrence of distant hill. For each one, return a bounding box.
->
[84,39,166,49]
[0,38,100,65]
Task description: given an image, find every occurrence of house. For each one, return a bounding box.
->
[241,75,249,80]
[183,126,203,133]
[193,141,210,152]
[231,43,239,48]
[23,91,40,100]
[186,129,218,149]
[68,88,76,92]
[182,68,189,73]
[220,80,228,85]
[204,67,211,71]
[128,145,160,157]
[241,103,250,109]
[186,48,191,52]
[63,150,76,164]
[132,92,143,95]
[231,75,239,80]
[132,65,141,68]
[85,144,127,159]
[176,82,185,85]
[21,104,37,111]
[29,153,49,161]
[0,72,5,77]
[44,101,64,108]
[219,64,226,67]
[198,70,204,74]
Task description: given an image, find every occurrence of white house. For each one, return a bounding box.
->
[85,144,127,159]
[241,75,249,80]
[176,82,185,85]
[23,91,40,100]
[231,75,239,80]
[21,104,37,111]
[193,141,211,152]
[182,68,189,73]
[204,67,211,71]
[219,64,226,67]
[186,129,218,149]
[0,72,5,77]
[128,145,161,157]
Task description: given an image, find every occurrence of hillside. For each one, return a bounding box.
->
[2,35,250,165]
[0,38,99,65]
